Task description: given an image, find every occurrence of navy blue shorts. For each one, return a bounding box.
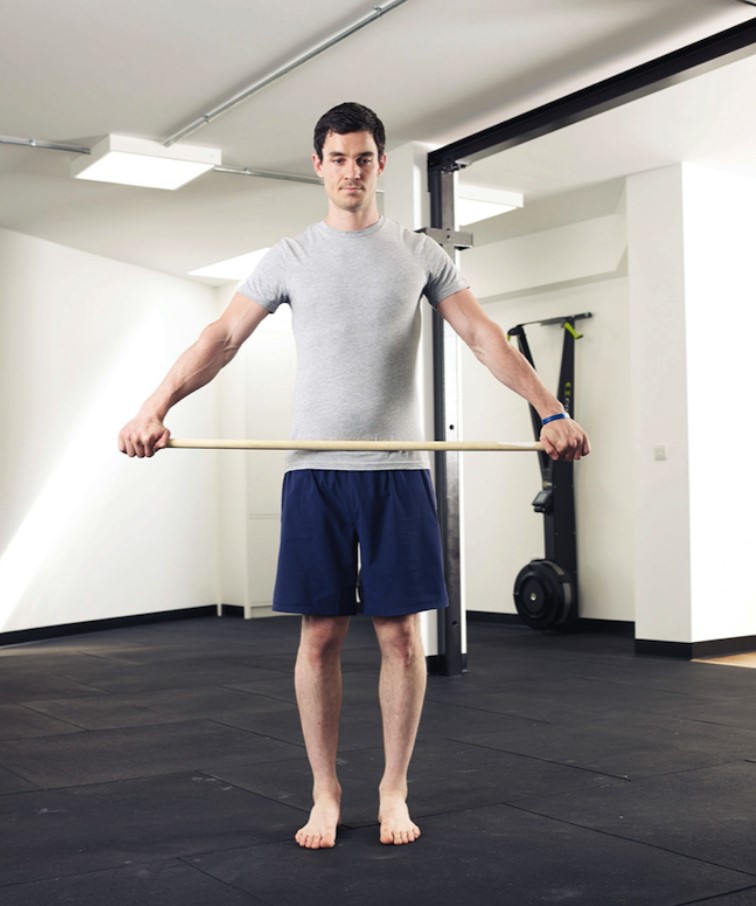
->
[272,469,449,617]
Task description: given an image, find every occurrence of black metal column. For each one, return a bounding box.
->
[428,166,465,676]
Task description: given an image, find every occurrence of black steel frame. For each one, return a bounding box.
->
[427,17,756,676]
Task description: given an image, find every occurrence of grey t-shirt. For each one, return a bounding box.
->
[238,216,468,471]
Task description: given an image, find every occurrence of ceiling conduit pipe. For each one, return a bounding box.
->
[0,135,90,155]
[161,0,410,146]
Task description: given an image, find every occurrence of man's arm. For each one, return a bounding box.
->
[118,292,269,458]
[436,289,590,461]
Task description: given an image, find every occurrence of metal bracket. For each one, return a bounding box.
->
[417,226,474,251]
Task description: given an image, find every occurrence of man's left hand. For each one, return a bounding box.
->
[539,418,591,462]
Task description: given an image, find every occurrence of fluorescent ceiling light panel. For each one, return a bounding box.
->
[189,248,271,281]
[72,134,221,190]
[457,185,524,225]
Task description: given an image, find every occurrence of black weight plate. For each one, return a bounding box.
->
[513,559,575,630]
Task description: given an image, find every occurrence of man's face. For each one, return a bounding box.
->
[312,130,386,214]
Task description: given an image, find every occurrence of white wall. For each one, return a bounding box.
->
[683,165,756,642]
[627,164,756,645]
[459,204,634,622]
[0,228,220,633]
[461,163,756,645]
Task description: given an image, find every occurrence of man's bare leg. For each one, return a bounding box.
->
[373,613,427,845]
[294,615,350,849]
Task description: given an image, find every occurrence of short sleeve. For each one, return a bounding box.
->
[237,243,291,313]
[419,234,469,307]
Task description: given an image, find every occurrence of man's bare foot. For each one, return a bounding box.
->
[378,793,421,845]
[295,795,341,849]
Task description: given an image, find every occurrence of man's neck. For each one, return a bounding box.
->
[323,204,381,232]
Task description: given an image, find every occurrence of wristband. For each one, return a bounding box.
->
[541,412,569,426]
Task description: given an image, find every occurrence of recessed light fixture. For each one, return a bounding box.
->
[189,248,271,282]
[71,134,221,190]
[456,185,524,225]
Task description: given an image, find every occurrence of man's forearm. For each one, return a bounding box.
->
[470,325,564,418]
[139,323,237,420]
[437,290,563,417]
[437,290,589,460]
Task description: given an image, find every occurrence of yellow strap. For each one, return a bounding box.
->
[563,321,583,340]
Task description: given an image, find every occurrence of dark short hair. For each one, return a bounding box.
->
[313,102,386,160]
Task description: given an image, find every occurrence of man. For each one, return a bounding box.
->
[118,102,590,850]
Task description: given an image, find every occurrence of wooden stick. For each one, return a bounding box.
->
[167,438,544,452]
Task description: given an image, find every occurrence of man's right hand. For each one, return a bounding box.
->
[118,414,171,458]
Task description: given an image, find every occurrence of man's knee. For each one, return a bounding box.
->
[373,614,424,663]
[298,616,350,665]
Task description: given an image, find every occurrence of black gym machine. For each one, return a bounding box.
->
[508,312,591,631]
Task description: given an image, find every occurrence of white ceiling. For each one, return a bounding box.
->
[1,0,754,282]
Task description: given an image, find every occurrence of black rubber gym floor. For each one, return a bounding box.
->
[1,614,756,905]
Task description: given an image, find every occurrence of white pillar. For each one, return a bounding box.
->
[627,163,756,650]
[626,166,693,645]
[681,164,756,645]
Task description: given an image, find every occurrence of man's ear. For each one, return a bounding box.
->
[311,152,323,177]
[378,154,387,175]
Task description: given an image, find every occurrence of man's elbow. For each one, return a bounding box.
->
[222,339,241,365]
[198,322,239,367]
[468,320,504,362]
